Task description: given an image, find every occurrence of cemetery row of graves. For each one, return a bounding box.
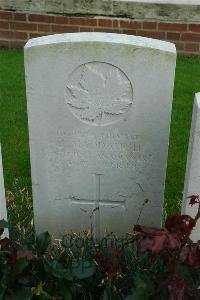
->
[1,33,200,299]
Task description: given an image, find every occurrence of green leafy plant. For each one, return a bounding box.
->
[0,196,200,299]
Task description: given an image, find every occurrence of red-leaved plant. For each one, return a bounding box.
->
[134,195,200,300]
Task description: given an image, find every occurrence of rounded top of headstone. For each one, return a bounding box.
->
[195,93,200,109]
[25,32,176,55]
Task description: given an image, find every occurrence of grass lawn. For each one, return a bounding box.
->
[1,49,200,217]
[0,49,31,191]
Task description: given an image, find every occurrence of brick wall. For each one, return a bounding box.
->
[0,10,200,55]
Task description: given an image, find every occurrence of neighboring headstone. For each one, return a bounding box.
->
[182,93,200,242]
[24,33,176,237]
[0,144,8,238]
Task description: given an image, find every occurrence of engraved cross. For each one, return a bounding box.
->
[70,174,126,240]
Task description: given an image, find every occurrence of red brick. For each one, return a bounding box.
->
[10,22,37,31]
[181,33,200,41]
[96,28,121,33]
[0,21,9,29]
[1,31,27,40]
[143,22,157,30]
[185,43,199,52]
[120,20,141,29]
[13,13,26,21]
[64,26,79,33]
[10,40,26,48]
[79,27,94,32]
[95,28,109,33]
[167,32,180,41]
[189,24,200,32]
[0,11,12,20]
[55,16,69,24]
[107,29,121,33]
[98,19,112,27]
[13,31,28,40]
[52,25,79,33]
[183,52,200,56]
[113,19,119,28]
[182,52,199,56]
[137,30,165,40]
[29,32,45,38]
[0,31,11,39]
[69,17,97,27]
[28,14,55,23]
[122,30,136,35]
[158,22,187,31]
[38,24,51,32]
[175,42,184,50]
[0,40,9,47]
[178,50,186,55]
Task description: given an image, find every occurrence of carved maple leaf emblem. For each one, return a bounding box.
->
[66,62,133,125]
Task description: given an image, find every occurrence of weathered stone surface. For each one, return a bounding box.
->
[45,0,63,13]
[113,2,200,22]
[25,32,176,237]
[0,0,200,22]
[182,93,200,242]
[63,0,113,15]
[0,144,8,238]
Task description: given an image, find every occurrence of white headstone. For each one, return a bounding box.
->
[24,33,176,237]
[0,144,8,238]
[182,93,200,242]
